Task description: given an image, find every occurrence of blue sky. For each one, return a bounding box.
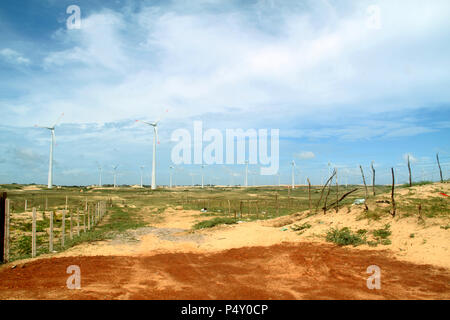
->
[0,0,449,186]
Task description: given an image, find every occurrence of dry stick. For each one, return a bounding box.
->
[83,208,86,232]
[45,197,48,211]
[418,203,424,223]
[87,205,91,231]
[359,165,369,211]
[247,200,250,216]
[239,201,243,219]
[436,153,443,183]
[323,181,332,214]
[65,196,68,210]
[32,208,36,258]
[322,188,358,211]
[228,200,231,215]
[69,210,73,240]
[49,211,54,252]
[335,169,339,213]
[307,178,312,215]
[407,155,412,187]
[371,161,376,196]
[61,210,66,248]
[391,168,396,217]
[4,199,10,263]
[315,170,336,213]
[76,209,80,236]
[275,193,279,216]
[25,199,27,211]
[256,200,259,219]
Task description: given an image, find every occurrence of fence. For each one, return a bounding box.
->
[1,195,108,263]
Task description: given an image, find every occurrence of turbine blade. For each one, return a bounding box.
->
[52,113,64,128]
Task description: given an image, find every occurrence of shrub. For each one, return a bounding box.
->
[193,217,237,230]
[372,224,391,239]
[326,227,366,247]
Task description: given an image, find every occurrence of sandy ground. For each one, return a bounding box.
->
[1,183,449,300]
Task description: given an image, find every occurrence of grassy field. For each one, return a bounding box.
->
[1,182,448,262]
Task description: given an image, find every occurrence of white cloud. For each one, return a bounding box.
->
[296,151,316,160]
[0,48,30,65]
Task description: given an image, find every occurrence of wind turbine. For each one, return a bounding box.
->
[140,166,145,188]
[201,164,207,188]
[137,120,159,190]
[112,165,119,188]
[291,160,296,189]
[35,113,64,189]
[98,165,102,187]
[169,166,174,188]
[244,161,249,187]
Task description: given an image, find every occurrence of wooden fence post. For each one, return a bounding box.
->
[45,197,48,210]
[61,210,66,248]
[335,169,339,213]
[307,178,312,215]
[65,196,68,210]
[2,198,10,263]
[49,211,54,252]
[407,155,412,187]
[391,168,396,217]
[436,153,443,183]
[76,209,80,236]
[87,205,91,231]
[32,207,36,258]
[359,165,369,211]
[228,200,231,215]
[0,192,7,263]
[69,210,73,240]
[25,199,27,212]
[83,208,86,232]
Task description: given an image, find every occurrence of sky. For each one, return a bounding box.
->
[0,0,449,186]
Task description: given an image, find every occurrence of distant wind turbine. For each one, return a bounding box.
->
[98,165,102,187]
[140,166,145,188]
[112,165,119,188]
[35,113,64,189]
[137,119,160,190]
[169,166,174,188]
[291,160,296,189]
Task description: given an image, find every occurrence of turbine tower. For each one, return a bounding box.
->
[137,120,159,190]
[35,113,64,189]
[244,161,249,187]
[140,166,145,188]
[112,165,119,188]
[98,165,102,187]
[201,164,207,188]
[169,166,174,188]
[291,160,296,189]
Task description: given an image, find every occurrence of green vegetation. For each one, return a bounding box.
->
[290,222,312,233]
[326,227,366,247]
[192,217,237,229]
[372,224,391,239]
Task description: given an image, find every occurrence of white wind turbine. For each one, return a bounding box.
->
[169,166,174,188]
[244,161,249,187]
[35,113,64,189]
[112,165,119,188]
[136,119,159,190]
[140,166,145,188]
[291,160,296,189]
[98,165,103,187]
[201,164,207,188]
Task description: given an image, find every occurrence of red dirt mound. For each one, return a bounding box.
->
[0,242,449,300]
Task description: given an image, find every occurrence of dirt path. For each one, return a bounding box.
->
[0,242,449,300]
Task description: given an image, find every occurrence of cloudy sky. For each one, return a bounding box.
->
[0,0,449,186]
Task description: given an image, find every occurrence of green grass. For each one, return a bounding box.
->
[325,227,366,247]
[372,224,391,239]
[290,222,312,233]
[192,217,237,229]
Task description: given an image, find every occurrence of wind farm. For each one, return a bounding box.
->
[0,0,450,304]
